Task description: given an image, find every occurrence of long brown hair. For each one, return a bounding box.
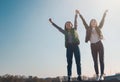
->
[89,19,98,28]
[89,19,103,39]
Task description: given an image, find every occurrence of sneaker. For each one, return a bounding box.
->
[77,75,82,81]
[100,75,104,80]
[68,76,71,82]
[95,75,99,81]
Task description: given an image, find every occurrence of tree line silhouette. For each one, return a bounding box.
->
[0,74,60,82]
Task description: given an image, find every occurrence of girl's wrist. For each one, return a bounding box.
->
[51,22,53,24]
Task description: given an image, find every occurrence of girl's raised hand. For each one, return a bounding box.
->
[104,10,108,14]
[49,18,53,23]
[76,10,80,14]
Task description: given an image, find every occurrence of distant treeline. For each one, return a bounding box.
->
[0,74,60,82]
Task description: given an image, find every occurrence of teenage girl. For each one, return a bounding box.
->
[49,11,82,81]
[76,10,108,81]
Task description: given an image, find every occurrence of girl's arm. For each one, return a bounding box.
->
[76,10,89,30]
[49,18,66,34]
[98,10,108,29]
[74,12,78,30]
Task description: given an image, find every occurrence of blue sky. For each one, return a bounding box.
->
[0,0,120,78]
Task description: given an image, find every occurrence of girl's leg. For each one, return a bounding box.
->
[91,44,99,75]
[98,41,104,75]
[74,45,81,76]
[66,46,73,76]
[74,45,81,81]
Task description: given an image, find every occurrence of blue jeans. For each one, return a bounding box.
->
[66,45,81,76]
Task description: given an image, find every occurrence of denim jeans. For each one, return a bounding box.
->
[66,45,81,76]
[91,41,104,75]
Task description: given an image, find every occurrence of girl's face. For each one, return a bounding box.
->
[90,19,97,28]
[65,22,73,30]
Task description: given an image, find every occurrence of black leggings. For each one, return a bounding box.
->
[91,41,104,75]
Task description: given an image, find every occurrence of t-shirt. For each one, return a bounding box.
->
[90,28,101,43]
[67,31,73,44]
